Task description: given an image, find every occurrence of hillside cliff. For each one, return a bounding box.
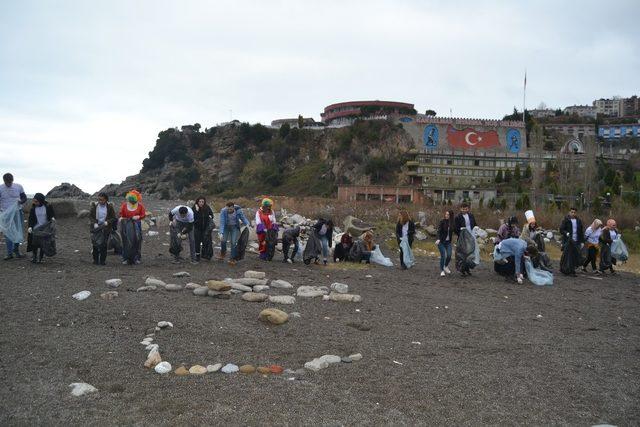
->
[98,120,416,199]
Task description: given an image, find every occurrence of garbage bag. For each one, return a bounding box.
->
[456,228,477,272]
[525,259,553,286]
[169,224,183,256]
[611,238,628,262]
[90,224,109,248]
[196,219,214,260]
[400,236,415,268]
[370,245,394,267]
[0,202,24,244]
[494,257,515,277]
[599,243,613,271]
[266,228,277,261]
[303,232,322,265]
[108,231,122,255]
[234,227,249,261]
[560,240,581,275]
[121,219,142,263]
[32,221,57,257]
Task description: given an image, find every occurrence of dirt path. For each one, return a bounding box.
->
[1,214,639,425]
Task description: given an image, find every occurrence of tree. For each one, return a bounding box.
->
[279,123,291,138]
[622,161,635,183]
[298,115,304,129]
[504,169,513,183]
[524,164,532,179]
[495,170,504,183]
[424,109,437,116]
[543,139,555,151]
[514,164,521,181]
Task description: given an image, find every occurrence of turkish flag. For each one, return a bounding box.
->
[447,125,500,149]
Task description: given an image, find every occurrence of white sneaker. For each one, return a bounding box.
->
[516,275,524,284]
[444,267,451,274]
[286,259,292,264]
[440,271,446,277]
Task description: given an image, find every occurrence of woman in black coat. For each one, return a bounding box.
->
[193,197,215,261]
[436,210,454,276]
[395,210,416,269]
[27,193,56,263]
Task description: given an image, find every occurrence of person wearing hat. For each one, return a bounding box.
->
[582,218,603,273]
[520,210,538,246]
[255,198,277,261]
[520,210,552,272]
[495,215,520,245]
[27,193,56,263]
[118,190,146,264]
[599,219,619,274]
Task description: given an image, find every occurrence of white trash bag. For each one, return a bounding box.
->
[370,245,394,267]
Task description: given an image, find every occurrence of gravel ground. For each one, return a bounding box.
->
[1,213,639,426]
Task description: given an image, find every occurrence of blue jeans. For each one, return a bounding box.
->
[221,226,240,259]
[320,236,329,260]
[438,241,452,271]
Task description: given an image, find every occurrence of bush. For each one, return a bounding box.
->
[200,148,214,161]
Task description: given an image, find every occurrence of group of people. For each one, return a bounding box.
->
[430,202,625,285]
[0,172,628,281]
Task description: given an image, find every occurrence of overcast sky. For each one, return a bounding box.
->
[1,0,638,194]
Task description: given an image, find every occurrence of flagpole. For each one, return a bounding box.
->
[523,69,526,125]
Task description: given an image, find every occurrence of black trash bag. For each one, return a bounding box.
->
[533,232,546,253]
[234,227,249,261]
[303,232,322,265]
[455,228,477,272]
[90,224,109,248]
[599,243,613,271]
[196,219,214,260]
[121,219,142,264]
[494,256,527,278]
[265,229,277,261]
[560,240,581,275]
[32,222,57,257]
[169,224,183,257]
[108,231,122,255]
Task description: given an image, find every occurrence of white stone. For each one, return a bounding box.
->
[164,284,183,291]
[297,285,329,298]
[193,287,209,296]
[221,363,239,373]
[271,279,293,289]
[147,230,159,236]
[69,382,98,396]
[328,292,362,303]
[136,285,157,292]
[330,282,349,294]
[72,291,91,301]
[348,353,363,361]
[145,344,159,352]
[319,355,342,364]
[230,283,252,292]
[184,282,201,290]
[322,295,330,301]
[154,361,172,374]
[157,321,173,329]
[172,271,190,278]
[105,279,122,288]
[244,270,266,279]
[268,295,296,305]
[289,312,301,318]
[145,277,166,288]
[233,278,268,286]
[253,285,270,292]
[207,363,222,373]
[304,358,329,372]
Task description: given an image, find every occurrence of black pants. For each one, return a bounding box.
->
[583,244,598,271]
[334,244,352,262]
[93,243,107,265]
[31,247,44,262]
[282,238,299,261]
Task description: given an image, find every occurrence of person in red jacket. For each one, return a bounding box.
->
[255,198,277,260]
[118,190,146,264]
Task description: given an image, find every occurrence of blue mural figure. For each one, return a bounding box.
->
[399,117,413,123]
[506,128,521,153]
[423,125,438,150]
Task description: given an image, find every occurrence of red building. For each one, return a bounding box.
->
[321,100,415,125]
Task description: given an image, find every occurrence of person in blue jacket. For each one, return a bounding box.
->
[218,201,251,265]
[493,237,538,285]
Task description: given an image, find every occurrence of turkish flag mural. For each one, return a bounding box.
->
[446,125,500,150]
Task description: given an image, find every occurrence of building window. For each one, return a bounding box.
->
[474,160,480,166]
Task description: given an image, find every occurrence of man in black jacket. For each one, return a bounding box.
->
[312,218,333,265]
[454,202,477,237]
[558,207,584,276]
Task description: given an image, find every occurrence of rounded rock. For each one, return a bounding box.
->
[174,366,189,376]
[164,284,183,292]
[189,365,208,375]
[269,365,284,374]
[259,308,289,325]
[257,367,271,374]
[154,361,172,374]
[239,365,256,374]
[105,279,122,288]
[241,292,269,302]
[207,363,222,373]
[221,363,239,374]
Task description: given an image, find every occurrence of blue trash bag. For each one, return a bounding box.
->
[0,203,25,244]
[400,236,415,268]
[611,238,629,262]
[524,259,553,286]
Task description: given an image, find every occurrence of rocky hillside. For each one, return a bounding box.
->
[98,120,416,199]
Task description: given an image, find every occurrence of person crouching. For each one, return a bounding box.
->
[169,205,197,264]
